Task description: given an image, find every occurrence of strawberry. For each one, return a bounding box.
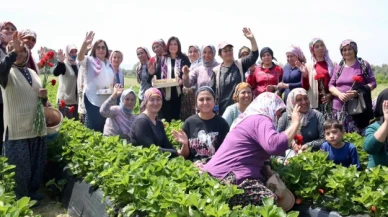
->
[318,189,324,194]
[295,198,302,204]
[371,206,376,212]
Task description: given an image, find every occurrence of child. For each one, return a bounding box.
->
[321,119,361,170]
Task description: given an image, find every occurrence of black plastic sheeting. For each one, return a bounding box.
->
[61,176,110,217]
[44,162,371,217]
[44,162,110,217]
[293,204,371,217]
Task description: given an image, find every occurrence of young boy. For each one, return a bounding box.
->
[321,119,361,170]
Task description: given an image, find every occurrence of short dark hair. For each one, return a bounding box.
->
[323,119,344,131]
[90,39,110,59]
[166,36,183,58]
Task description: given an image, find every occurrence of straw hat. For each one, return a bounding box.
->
[266,173,295,211]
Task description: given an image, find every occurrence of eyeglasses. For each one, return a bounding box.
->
[96,46,106,50]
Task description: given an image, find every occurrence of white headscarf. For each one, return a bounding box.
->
[286,88,316,127]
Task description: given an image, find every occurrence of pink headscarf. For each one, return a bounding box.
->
[286,45,306,63]
[140,88,162,112]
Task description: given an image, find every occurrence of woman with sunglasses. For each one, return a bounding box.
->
[77,31,115,133]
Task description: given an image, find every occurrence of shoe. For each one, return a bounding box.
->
[30,199,41,208]
[28,192,45,200]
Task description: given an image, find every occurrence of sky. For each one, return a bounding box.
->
[2,0,388,69]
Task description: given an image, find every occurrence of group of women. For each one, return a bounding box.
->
[1,21,388,210]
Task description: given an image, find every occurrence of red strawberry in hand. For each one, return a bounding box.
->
[69,106,75,113]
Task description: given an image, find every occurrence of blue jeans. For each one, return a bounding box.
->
[84,95,106,133]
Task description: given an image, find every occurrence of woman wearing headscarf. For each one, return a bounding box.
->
[278,45,308,102]
[77,31,115,133]
[100,84,136,141]
[277,88,325,152]
[135,47,152,105]
[0,21,17,59]
[19,29,40,74]
[180,45,203,120]
[130,88,186,157]
[188,45,202,70]
[303,38,335,117]
[329,39,376,134]
[182,45,219,91]
[54,45,79,119]
[152,36,191,122]
[211,27,259,116]
[0,34,48,203]
[363,89,388,168]
[149,39,166,76]
[222,82,253,126]
[201,92,301,207]
[247,47,283,97]
[0,21,17,153]
[172,86,229,166]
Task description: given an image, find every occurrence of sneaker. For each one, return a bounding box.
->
[28,192,45,201]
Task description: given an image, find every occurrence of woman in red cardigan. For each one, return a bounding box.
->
[246,47,283,98]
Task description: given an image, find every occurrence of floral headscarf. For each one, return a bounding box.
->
[230,92,285,130]
[309,38,334,76]
[140,88,162,112]
[188,45,202,70]
[233,82,252,102]
[286,88,316,127]
[286,45,306,63]
[340,39,358,56]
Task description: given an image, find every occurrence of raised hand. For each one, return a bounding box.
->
[84,31,95,47]
[57,49,66,63]
[182,65,190,76]
[39,47,46,60]
[113,84,123,97]
[291,104,302,126]
[172,129,188,146]
[242,27,255,40]
[12,31,24,54]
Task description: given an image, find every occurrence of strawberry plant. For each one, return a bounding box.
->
[162,119,183,149]
[0,157,41,217]
[49,119,299,216]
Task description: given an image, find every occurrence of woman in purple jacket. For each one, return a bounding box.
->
[201,92,301,207]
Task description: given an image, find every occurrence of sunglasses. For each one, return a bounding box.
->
[96,46,106,50]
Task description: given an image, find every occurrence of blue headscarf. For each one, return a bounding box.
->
[120,88,136,115]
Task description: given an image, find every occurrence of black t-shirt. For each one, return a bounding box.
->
[130,113,178,157]
[182,114,230,162]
